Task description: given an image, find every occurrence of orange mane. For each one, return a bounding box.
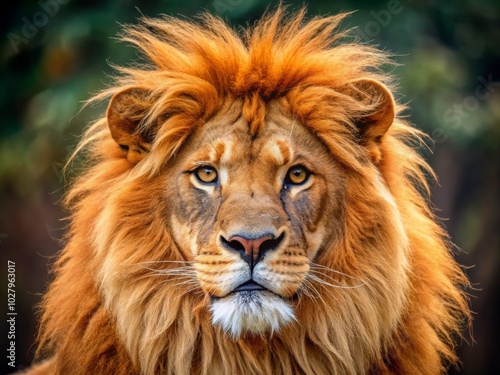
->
[34,7,470,375]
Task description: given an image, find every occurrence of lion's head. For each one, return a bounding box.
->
[105,91,401,340]
[33,8,469,375]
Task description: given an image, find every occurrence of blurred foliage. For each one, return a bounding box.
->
[1,0,499,374]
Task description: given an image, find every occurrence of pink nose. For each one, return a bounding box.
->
[228,234,275,261]
[221,232,285,269]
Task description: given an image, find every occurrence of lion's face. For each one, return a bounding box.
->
[165,101,343,336]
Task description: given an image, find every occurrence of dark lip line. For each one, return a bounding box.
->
[209,280,299,300]
[233,279,266,292]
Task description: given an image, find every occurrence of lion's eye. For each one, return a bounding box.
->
[195,166,218,184]
[285,165,310,186]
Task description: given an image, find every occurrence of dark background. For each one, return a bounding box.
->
[1,0,499,374]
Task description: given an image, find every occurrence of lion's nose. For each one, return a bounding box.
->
[221,232,285,269]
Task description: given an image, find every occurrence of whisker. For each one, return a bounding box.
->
[137,273,186,282]
[167,279,200,289]
[299,279,324,309]
[307,273,367,289]
[135,266,197,281]
[309,263,367,283]
[137,268,194,276]
[137,260,195,265]
[151,268,197,275]
[305,276,339,302]
[309,269,344,285]
[308,269,361,288]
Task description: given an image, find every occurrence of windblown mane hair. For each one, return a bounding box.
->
[34,7,469,375]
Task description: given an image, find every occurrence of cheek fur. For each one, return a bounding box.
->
[282,179,331,235]
[169,177,221,255]
[177,173,221,215]
[294,187,327,232]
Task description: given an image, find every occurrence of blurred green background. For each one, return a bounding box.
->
[1,0,499,373]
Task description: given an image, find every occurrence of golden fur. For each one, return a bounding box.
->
[28,8,469,375]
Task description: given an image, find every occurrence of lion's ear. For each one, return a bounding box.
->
[107,87,155,164]
[350,79,395,163]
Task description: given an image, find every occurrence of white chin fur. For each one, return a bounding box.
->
[210,291,295,338]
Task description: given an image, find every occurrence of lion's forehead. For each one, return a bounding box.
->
[187,108,322,176]
[208,135,295,170]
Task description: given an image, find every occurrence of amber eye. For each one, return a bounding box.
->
[195,166,218,184]
[285,165,310,186]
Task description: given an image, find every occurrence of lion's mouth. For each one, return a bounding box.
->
[233,279,266,292]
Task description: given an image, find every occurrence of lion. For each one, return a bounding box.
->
[25,8,470,375]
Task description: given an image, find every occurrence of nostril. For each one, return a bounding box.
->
[220,236,247,255]
[224,238,245,253]
[259,232,285,254]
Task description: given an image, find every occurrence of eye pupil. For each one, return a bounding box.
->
[287,166,310,185]
[195,166,218,184]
